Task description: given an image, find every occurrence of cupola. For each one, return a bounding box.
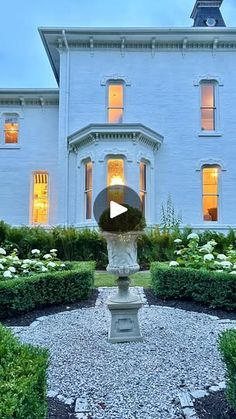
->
[191,0,226,27]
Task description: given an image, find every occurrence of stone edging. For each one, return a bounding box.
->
[178,382,226,419]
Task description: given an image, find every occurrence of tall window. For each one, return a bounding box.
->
[4,114,19,143]
[201,82,216,131]
[107,159,124,204]
[108,83,124,123]
[202,166,219,222]
[85,161,92,220]
[140,162,147,215]
[32,172,49,224]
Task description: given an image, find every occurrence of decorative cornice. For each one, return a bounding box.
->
[101,75,131,86]
[0,98,59,106]
[68,123,164,152]
[0,89,59,107]
[194,74,224,86]
[196,158,227,171]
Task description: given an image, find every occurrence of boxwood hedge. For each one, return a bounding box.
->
[0,324,48,419]
[151,263,236,310]
[219,329,236,412]
[0,262,95,318]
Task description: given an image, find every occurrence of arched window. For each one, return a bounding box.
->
[84,161,93,220]
[140,162,147,215]
[107,158,125,203]
[4,113,19,143]
[32,172,49,224]
[200,81,217,131]
[202,166,220,222]
[107,82,124,123]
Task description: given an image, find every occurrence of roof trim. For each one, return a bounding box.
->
[68,123,164,151]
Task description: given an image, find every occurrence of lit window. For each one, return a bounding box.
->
[108,83,124,123]
[4,115,19,143]
[140,162,147,215]
[32,172,49,224]
[202,166,219,222]
[85,162,92,220]
[201,82,216,131]
[107,159,125,203]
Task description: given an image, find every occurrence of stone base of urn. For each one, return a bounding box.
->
[107,276,143,344]
[103,232,143,343]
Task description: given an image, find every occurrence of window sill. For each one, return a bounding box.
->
[0,145,21,149]
[198,132,222,138]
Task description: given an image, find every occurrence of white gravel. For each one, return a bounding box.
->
[12,288,236,419]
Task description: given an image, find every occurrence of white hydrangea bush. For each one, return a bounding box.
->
[169,235,236,274]
[0,248,66,280]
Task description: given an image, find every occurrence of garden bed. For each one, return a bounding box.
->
[144,289,236,320]
[0,261,95,319]
[194,390,236,419]
[151,264,236,311]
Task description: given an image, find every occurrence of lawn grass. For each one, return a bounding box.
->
[95,271,151,288]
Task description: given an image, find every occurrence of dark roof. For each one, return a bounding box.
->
[191,1,226,27]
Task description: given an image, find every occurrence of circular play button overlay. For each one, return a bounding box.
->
[93,185,142,226]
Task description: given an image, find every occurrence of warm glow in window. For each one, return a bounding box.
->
[85,162,92,220]
[201,83,215,131]
[32,173,49,224]
[140,162,147,215]
[202,167,219,222]
[108,84,124,123]
[107,159,124,203]
[4,115,19,143]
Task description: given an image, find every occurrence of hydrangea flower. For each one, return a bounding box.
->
[41,266,48,272]
[169,261,179,267]
[0,263,4,270]
[3,270,12,278]
[221,261,232,269]
[50,249,58,253]
[47,262,56,268]
[8,267,16,273]
[217,254,227,261]
[230,271,236,275]
[0,248,6,255]
[187,233,199,241]
[43,254,52,260]
[174,239,182,244]
[204,254,214,261]
[31,249,40,255]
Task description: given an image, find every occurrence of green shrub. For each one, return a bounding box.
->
[98,205,146,232]
[0,324,48,419]
[219,330,236,412]
[0,262,95,318]
[151,263,236,310]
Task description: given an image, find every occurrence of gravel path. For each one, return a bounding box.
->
[11,288,236,419]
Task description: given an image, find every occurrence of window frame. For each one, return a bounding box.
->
[0,112,21,148]
[202,165,221,223]
[84,160,93,221]
[31,171,49,225]
[140,161,147,216]
[197,79,222,136]
[107,80,125,124]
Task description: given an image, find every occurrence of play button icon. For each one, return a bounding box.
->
[93,185,142,227]
[110,201,128,219]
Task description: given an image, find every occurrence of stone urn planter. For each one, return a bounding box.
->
[99,205,145,343]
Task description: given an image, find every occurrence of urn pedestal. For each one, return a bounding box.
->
[103,232,143,343]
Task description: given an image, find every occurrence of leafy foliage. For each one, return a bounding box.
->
[160,194,182,230]
[98,205,146,232]
[0,262,95,318]
[0,324,48,419]
[151,263,236,310]
[219,330,236,412]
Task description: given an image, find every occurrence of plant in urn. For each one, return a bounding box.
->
[99,205,145,343]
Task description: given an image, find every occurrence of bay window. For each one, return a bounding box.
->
[85,161,93,220]
[140,162,147,215]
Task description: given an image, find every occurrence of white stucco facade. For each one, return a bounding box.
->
[1,18,236,230]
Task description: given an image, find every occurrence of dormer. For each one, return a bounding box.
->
[191,0,226,27]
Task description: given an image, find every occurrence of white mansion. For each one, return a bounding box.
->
[0,0,235,230]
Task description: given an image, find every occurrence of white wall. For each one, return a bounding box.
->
[0,105,58,225]
[60,48,236,228]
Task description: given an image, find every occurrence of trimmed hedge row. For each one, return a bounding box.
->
[0,325,48,418]
[219,330,236,412]
[150,263,236,310]
[0,262,95,318]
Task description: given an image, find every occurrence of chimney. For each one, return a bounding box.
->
[191,0,226,27]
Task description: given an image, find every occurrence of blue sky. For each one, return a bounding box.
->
[0,0,235,88]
